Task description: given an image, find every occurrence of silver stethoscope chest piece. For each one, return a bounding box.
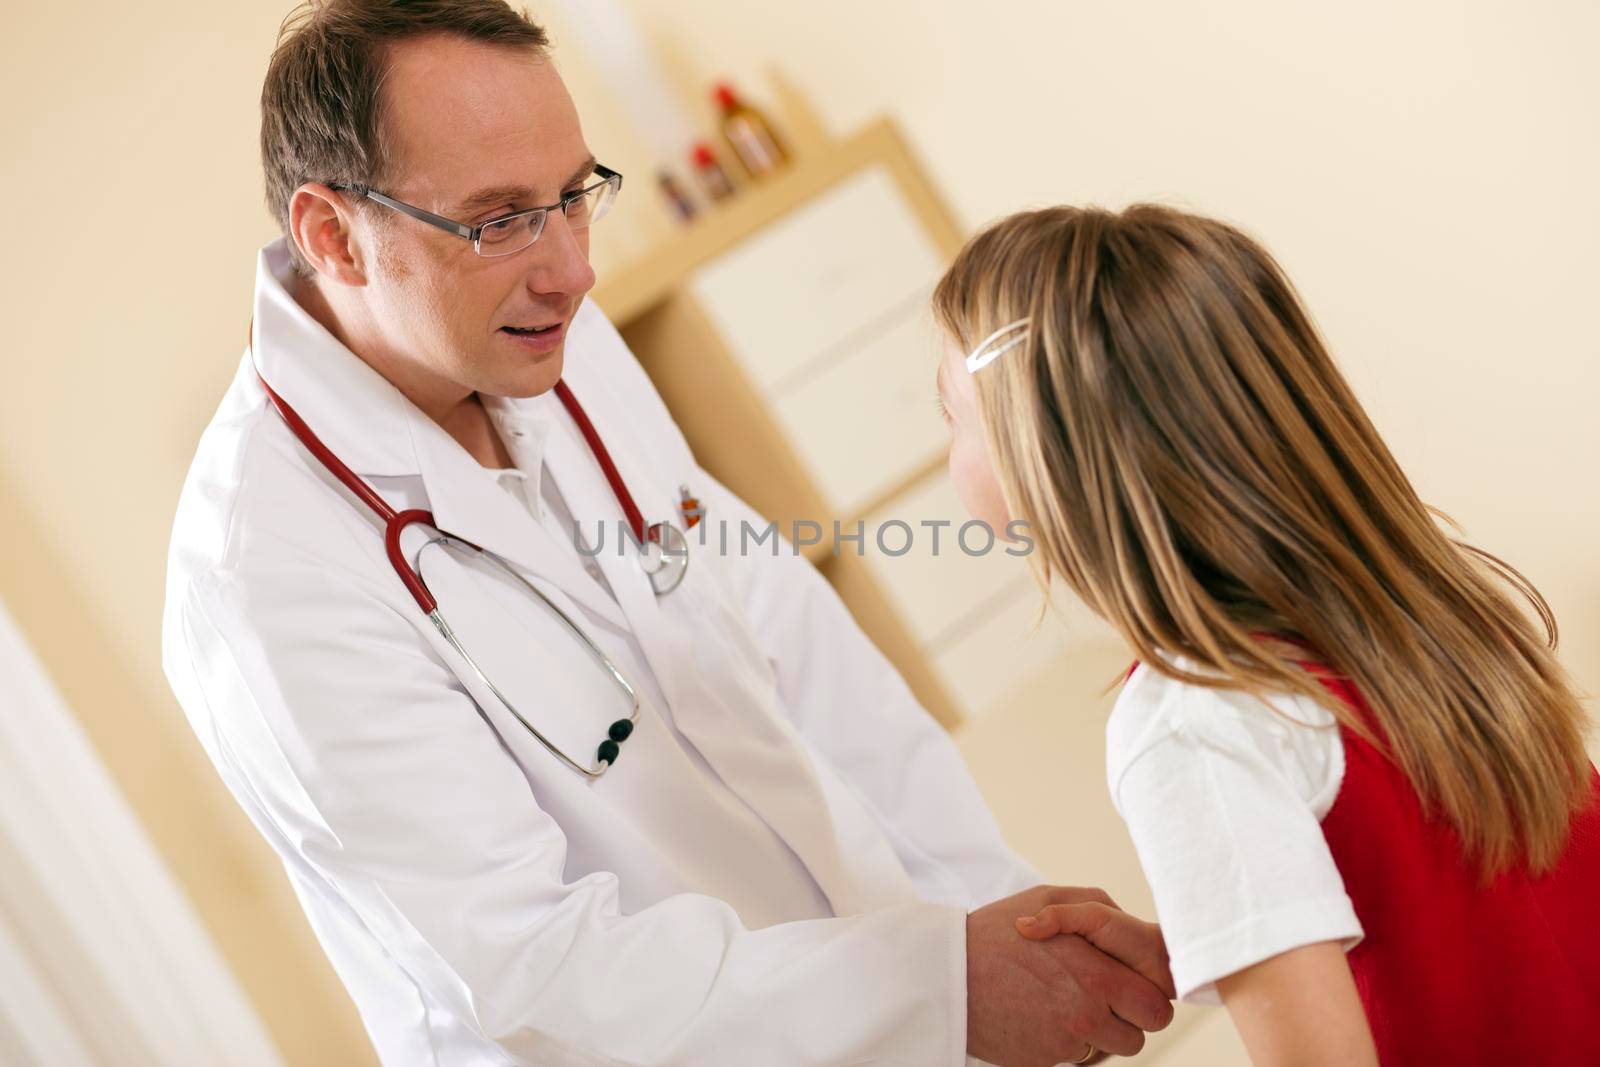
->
[639,521,689,595]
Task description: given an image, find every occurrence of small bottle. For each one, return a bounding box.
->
[715,82,788,178]
[656,169,697,223]
[691,142,737,202]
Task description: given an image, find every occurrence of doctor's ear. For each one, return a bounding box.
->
[289,182,370,287]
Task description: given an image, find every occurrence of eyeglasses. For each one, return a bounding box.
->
[331,164,623,257]
[965,318,1031,373]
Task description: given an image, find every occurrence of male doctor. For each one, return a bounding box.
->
[162,2,1174,1064]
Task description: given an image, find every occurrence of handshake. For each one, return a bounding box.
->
[967,886,1176,1067]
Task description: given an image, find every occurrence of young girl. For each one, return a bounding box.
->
[931,204,1600,1066]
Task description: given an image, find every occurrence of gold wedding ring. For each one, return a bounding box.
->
[1071,1044,1097,1064]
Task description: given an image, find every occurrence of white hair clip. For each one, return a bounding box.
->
[965,318,1031,373]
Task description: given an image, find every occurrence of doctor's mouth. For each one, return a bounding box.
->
[573,515,1037,559]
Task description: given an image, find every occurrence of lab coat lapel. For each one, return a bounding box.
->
[542,382,884,917]
[651,579,889,917]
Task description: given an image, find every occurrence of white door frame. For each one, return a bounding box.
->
[0,600,283,1067]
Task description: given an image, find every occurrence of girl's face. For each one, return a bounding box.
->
[936,333,1012,534]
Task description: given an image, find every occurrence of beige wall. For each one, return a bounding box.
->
[2,1,1594,1063]
[603,0,1600,693]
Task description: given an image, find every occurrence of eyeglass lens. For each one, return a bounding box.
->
[476,177,620,256]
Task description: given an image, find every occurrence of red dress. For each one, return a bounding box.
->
[1311,669,1600,1065]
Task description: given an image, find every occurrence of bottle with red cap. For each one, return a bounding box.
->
[690,142,737,202]
[715,82,788,178]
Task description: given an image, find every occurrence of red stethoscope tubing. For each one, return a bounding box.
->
[250,339,658,616]
[552,378,651,547]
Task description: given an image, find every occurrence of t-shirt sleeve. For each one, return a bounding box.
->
[1107,670,1364,1004]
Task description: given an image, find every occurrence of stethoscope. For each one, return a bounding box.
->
[251,338,693,779]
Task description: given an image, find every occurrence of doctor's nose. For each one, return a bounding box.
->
[527,212,597,299]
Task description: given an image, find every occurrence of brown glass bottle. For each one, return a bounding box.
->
[715,83,788,178]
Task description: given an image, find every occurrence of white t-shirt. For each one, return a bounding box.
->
[1107,659,1365,1004]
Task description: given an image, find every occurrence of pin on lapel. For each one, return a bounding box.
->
[678,484,704,529]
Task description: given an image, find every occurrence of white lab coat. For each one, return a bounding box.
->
[162,240,1038,1066]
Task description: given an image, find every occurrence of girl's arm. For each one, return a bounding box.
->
[1215,941,1378,1067]
[1017,905,1371,1066]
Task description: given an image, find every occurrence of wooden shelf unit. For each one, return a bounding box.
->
[594,120,968,730]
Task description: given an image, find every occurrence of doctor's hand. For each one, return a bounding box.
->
[1015,894,1173,999]
[966,886,1175,1067]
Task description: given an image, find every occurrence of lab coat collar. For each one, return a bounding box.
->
[250,238,417,478]
[249,238,625,628]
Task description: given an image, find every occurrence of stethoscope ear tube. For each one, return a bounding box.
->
[386,509,444,613]
[257,368,446,615]
[256,370,396,522]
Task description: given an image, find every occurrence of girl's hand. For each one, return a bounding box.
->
[1016,898,1176,1000]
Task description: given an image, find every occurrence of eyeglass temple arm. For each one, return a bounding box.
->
[354,188,473,239]
[332,164,621,239]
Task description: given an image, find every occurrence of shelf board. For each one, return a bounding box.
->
[593,119,964,329]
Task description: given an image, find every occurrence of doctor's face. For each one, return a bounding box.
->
[353,37,597,402]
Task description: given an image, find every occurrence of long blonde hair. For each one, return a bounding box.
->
[934,204,1590,879]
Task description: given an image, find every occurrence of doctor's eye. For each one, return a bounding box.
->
[934,392,953,424]
[478,210,540,248]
